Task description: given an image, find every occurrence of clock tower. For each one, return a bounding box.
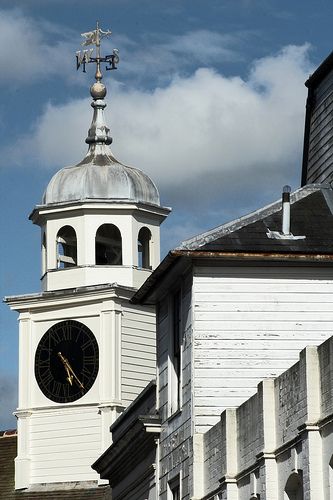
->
[5,24,170,491]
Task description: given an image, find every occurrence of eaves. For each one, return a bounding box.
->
[4,282,136,312]
[132,249,333,305]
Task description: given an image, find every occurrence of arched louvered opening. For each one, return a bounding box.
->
[138,227,152,269]
[42,231,47,274]
[284,472,304,500]
[95,224,122,265]
[56,226,77,269]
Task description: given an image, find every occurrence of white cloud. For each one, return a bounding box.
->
[0,9,76,85]
[3,44,313,210]
[112,44,312,201]
[167,30,242,60]
[111,29,246,82]
[0,9,246,88]
[61,27,248,87]
[17,98,92,166]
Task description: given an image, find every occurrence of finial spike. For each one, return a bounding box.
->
[76,23,118,150]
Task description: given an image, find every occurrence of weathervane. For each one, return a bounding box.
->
[76,21,119,80]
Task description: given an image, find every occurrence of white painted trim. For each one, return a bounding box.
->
[261,379,276,452]
[99,301,122,405]
[14,411,32,489]
[303,346,321,423]
[192,433,204,498]
[18,316,32,410]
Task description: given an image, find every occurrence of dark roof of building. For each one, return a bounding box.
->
[301,50,333,188]
[177,184,333,253]
[109,379,158,441]
[0,432,111,499]
[305,50,333,88]
[133,184,333,304]
[92,381,159,486]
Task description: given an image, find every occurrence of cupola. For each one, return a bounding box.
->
[42,81,160,207]
[30,24,170,292]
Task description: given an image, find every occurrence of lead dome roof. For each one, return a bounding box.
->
[42,81,160,207]
[42,146,160,206]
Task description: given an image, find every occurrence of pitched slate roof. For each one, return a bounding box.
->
[0,432,111,499]
[177,184,333,253]
[304,49,333,88]
[133,184,333,304]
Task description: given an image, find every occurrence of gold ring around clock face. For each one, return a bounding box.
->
[35,320,99,404]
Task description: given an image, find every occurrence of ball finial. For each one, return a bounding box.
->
[90,81,107,100]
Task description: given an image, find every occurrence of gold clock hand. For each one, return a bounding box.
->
[58,352,84,390]
[65,366,73,385]
[69,368,85,390]
[58,352,74,385]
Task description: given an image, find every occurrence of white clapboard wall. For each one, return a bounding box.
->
[121,303,156,406]
[192,265,333,432]
[27,302,156,486]
[29,406,101,484]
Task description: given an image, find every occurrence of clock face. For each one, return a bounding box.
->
[35,320,99,404]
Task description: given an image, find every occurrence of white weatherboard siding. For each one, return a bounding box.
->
[121,304,156,406]
[29,406,101,484]
[193,266,333,432]
[10,289,157,489]
[157,280,194,499]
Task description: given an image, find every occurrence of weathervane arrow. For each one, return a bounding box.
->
[81,27,112,46]
[76,21,119,77]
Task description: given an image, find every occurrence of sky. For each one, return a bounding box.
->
[0,0,333,429]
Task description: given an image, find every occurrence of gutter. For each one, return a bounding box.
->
[132,249,333,305]
[171,250,333,261]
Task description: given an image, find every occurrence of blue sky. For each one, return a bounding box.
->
[0,0,332,428]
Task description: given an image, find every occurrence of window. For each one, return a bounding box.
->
[168,475,180,500]
[95,224,122,265]
[250,470,260,499]
[138,227,152,269]
[56,226,77,268]
[284,472,304,500]
[171,484,180,500]
[42,232,47,274]
[169,290,182,415]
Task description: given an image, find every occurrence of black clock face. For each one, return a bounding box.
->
[35,320,99,404]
